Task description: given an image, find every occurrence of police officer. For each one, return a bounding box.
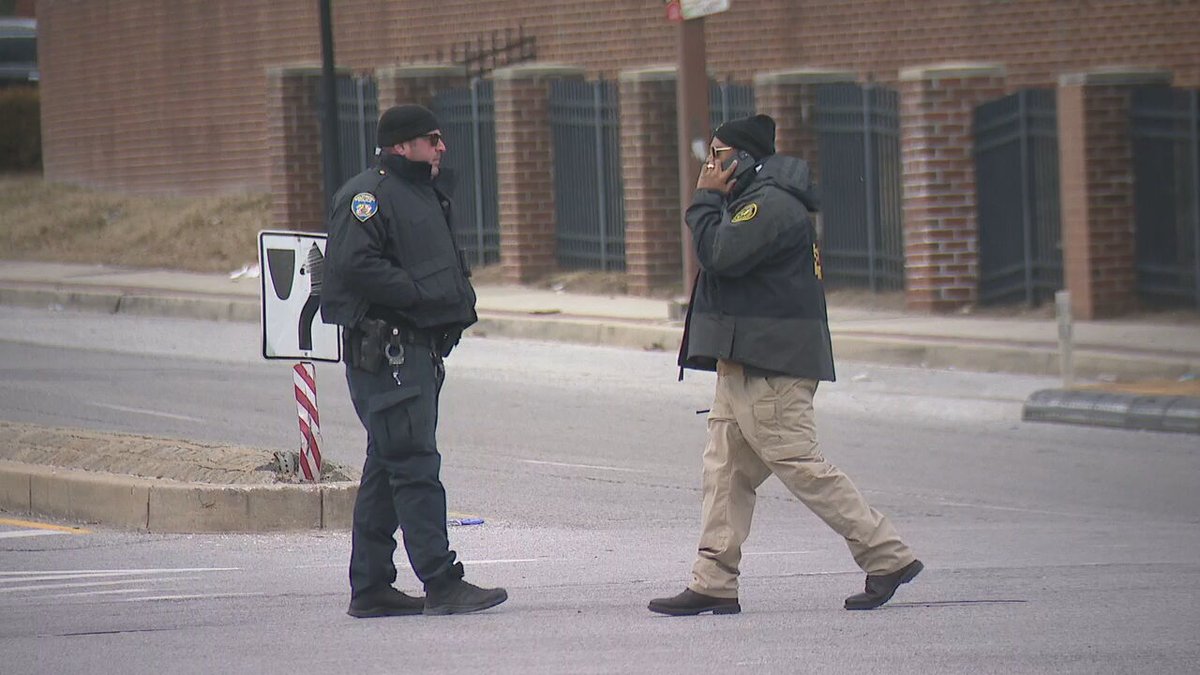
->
[648,115,922,616]
[322,104,507,617]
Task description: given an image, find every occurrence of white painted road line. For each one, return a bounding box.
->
[0,568,239,577]
[0,530,67,539]
[119,592,266,602]
[521,459,646,473]
[88,402,204,422]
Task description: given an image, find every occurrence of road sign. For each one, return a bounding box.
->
[259,230,341,362]
[681,0,730,20]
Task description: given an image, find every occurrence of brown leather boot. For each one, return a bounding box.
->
[648,588,741,616]
[844,559,924,610]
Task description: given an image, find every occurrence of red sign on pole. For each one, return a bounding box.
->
[665,0,683,22]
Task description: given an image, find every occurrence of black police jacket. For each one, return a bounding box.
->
[678,154,836,381]
[320,154,477,332]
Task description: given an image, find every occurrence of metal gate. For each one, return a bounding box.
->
[1131,87,1200,309]
[433,79,501,266]
[813,83,904,290]
[710,82,755,129]
[549,79,625,271]
[973,89,1062,306]
[318,74,379,203]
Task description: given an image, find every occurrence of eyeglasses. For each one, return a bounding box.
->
[708,145,733,161]
[420,132,444,147]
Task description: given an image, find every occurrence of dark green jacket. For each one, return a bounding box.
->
[320,154,477,331]
[678,154,836,381]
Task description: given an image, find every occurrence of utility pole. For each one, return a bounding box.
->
[318,0,341,215]
[675,16,709,298]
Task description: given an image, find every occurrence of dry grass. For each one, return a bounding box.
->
[0,173,268,273]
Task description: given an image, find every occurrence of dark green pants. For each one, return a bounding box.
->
[345,344,461,598]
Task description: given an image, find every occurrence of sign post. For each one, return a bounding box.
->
[670,1,729,297]
[259,230,341,482]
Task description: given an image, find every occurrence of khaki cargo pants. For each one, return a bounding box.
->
[689,360,915,598]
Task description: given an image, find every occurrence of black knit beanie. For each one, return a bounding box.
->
[714,114,777,160]
[377,104,440,147]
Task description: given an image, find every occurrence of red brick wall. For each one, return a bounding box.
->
[901,65,1007,311]
[619,68,683,295]
[493,65,585,283]
[38,0,1200,194]
[1057,70,1170,319]
[265,67,325,234]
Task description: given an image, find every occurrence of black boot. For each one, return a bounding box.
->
[844,559,924,610]
[423,578,508,615]
[347,585,425,618]
[648,588,740,616]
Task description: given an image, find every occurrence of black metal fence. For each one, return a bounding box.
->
[549,79,626,271]
[710,82,755,130]
[972,89,1062,306]
[433,79,501,266]
[319,74,379,203]
[1131,87,1200,309]
[812,83,905,290]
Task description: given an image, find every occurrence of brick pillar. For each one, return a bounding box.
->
[1057,69,1173,319]
[376,64,467,109]
[493,64,586,284]
[900,64,1007,312]
[266,65,343,232]
[753,68,856,186]
[618,66,683,296]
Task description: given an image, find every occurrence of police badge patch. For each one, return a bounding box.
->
[351,192,378,222]
[731,203,758,223]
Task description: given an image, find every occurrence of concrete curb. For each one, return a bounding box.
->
[0,460,357,532]
[1022,389,1200,435]
[0,285,258,322]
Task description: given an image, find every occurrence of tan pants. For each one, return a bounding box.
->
[689,360,915,598]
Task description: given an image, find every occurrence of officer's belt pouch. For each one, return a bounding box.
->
[348,317,390,373]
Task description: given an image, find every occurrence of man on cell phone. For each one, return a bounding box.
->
[648,114,923,616]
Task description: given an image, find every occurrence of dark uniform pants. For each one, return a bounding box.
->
[345,343,460,597]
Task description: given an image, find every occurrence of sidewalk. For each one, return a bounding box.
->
[0,260,1196,532]
[0,260,1197,434]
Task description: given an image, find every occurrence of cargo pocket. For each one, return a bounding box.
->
[747,375,782,447]
[409,257,458,305]
[367,385,422,453]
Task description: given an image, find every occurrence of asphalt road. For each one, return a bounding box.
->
[1,306,1198,674]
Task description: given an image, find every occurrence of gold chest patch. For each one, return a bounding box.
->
[731,203,758,223]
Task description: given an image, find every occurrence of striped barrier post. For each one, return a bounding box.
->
[293,361,322,482]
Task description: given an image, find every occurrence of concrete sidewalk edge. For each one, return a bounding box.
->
[4,283,1198,380]
[0,460,357,532]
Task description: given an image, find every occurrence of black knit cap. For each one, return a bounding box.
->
[377,104,440,147]
[714,114,777,160]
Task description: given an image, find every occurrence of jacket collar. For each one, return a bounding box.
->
[380,153,433,183]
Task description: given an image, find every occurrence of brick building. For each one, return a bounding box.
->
[35,0,1200,316]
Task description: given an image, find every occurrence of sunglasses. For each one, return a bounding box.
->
[420,132,444,147]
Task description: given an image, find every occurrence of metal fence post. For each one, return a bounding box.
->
[1019,89,1036,306]
[353,77,364,172]
[1190,90,1200,310]
[862,85,878,291]
[593,80,609,271]
[470,78,486,266]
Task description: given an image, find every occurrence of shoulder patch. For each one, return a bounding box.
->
[351,192,378,222]
[731,203,758,223]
